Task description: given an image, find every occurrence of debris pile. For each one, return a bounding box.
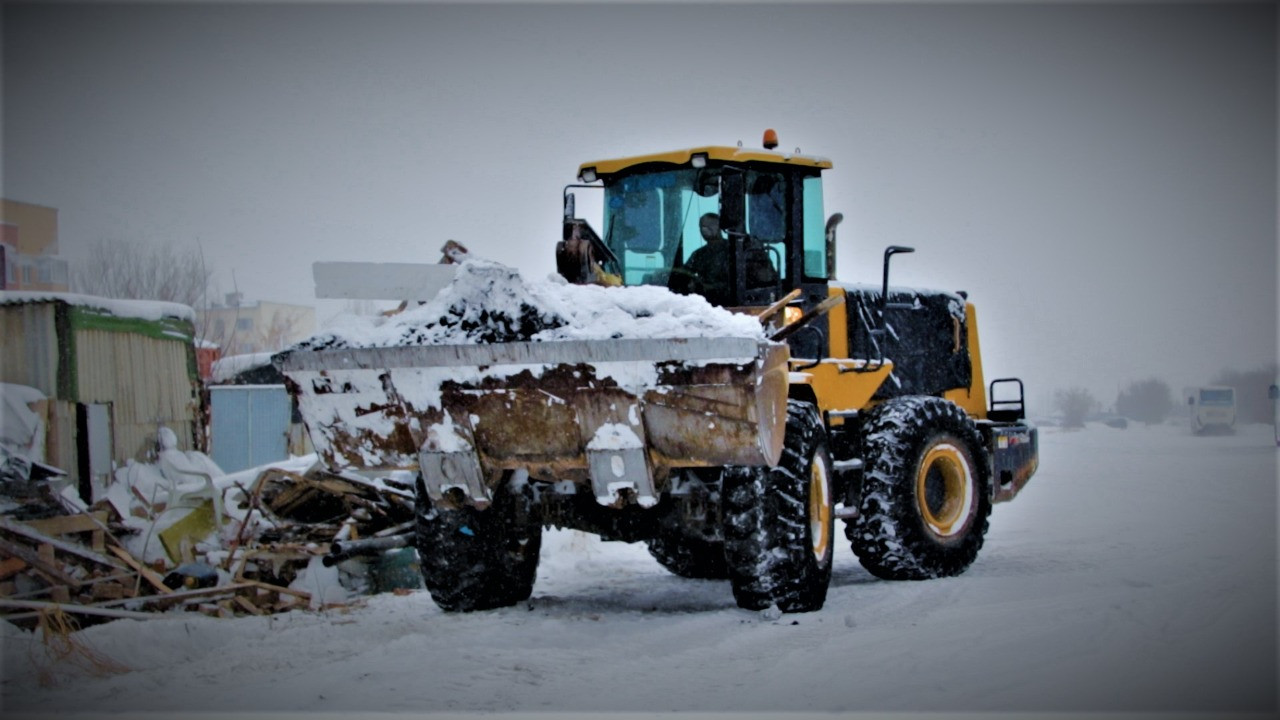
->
[0,448,418,630]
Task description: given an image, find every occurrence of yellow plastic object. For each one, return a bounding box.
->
[158,500,218,564]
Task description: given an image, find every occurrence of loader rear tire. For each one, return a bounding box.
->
[848,396,991,580]
[722,400,834,613]
[414,473,542,612]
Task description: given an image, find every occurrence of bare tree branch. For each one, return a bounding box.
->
[72,238,213,309]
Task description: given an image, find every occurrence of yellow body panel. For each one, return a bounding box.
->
[788,292,987,424]
[781,286,889,424]
[581,145,832,178]
[798,360,894,422]
[942,302,988,419]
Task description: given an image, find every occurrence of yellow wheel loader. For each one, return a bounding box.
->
[276,131,1039,613]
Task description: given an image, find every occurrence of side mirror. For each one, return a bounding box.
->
[1188,396,1196,405]
[824,213,843,281]
[719,168,746,235]
[1269,385,1279,400]
[694,169,720,198]
[564,192,576,220]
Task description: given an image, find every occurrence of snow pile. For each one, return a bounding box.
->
[0,383,47,463]
[211,352,277,383]
[292,259,764,351]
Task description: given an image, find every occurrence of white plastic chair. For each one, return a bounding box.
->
[155,427,224,528]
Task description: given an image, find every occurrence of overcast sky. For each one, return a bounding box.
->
[4,2,1276,410]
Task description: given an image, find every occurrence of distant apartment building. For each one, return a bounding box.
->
[198,293,316,355]
[0,199,69,292]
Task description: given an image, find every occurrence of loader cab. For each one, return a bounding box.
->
[562,137,836,316]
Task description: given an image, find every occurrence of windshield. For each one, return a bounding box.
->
[601,168,718,287]
[599,166,789,303]
[1199,388,1234,406]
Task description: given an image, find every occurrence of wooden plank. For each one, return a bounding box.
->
[61,582,253,612]
[232,595,265,616]
[138,583,256,611]
[267,483,315,516]
[231,546,315,582]
[82,572,137,588]
[0,556,27,581]
[3,571,136,601]
[0,516,127,570]
[21,511,109,537]
[0,598,159,621]
[130,485,158,516]
[334,471,415,500]
[0,537,82,588]
[106,546,173,595]
[237,578,311,601]
[92,582,128,601]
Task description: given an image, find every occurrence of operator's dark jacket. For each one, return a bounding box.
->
[673,238,778,307]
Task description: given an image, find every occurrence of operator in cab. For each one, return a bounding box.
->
[670,212,777,307]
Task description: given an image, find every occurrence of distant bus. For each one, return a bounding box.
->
[1184,386,1236,435]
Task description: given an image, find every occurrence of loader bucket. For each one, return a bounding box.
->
[275,337,789,508]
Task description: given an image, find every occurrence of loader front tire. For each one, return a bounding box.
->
[722,400,834,613]
[848,396,991,580]
[414,472,542,612]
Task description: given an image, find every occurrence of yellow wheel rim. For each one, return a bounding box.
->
[916,441,974,538]
[809,455,832,562]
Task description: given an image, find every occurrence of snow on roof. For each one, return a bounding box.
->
[292,258,765,351]
[0,291,196,323]
[211,352,277,383]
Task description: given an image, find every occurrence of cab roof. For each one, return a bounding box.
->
[578,145,833,180]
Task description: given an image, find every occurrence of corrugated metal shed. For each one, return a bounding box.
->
[0,292,201,489]
[0,301,60,396]
[74,327,199,461]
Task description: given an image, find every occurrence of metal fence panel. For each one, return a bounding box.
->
[210,385,291,473]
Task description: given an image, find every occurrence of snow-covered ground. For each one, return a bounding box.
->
[3,421,1276,716]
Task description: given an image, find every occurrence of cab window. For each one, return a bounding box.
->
[746,170,787,280]
[802,174,826,279]
[602,168,718,286]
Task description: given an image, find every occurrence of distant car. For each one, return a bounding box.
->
[1084,410,1128,429]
